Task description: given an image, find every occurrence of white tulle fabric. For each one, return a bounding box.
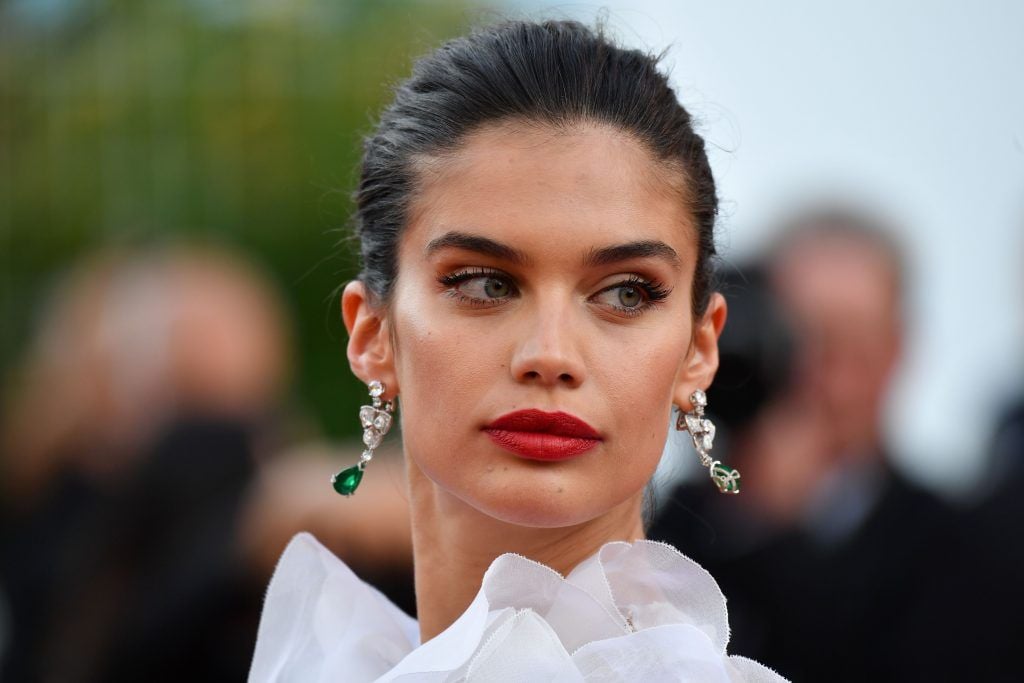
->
[249,532,788,682]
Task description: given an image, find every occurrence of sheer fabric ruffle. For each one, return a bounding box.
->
[249,532,788,682]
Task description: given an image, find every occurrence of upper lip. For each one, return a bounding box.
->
[484,409,602,439]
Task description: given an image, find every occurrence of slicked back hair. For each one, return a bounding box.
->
[351,19,719,318]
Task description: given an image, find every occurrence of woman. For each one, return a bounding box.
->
[249,19,787,682]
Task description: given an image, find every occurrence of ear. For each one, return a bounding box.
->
[672,292,727,410]
[341,280,399,399]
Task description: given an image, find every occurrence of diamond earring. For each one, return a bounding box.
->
[331,379,395,496]
[676,388,741,494]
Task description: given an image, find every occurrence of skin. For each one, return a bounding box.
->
[342,120,726,642]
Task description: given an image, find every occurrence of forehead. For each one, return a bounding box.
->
[774,239,898,325]
[401,121,697,267]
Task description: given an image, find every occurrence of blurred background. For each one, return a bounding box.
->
[1,0,1021,681]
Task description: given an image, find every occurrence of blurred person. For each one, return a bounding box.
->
[1,244,293,506]
[983,224,1024,491]
[949,231,1024,682]
[953,398,1024,682]
[0,243,297,681]
[654,204,981,681]
[755,205,963,680]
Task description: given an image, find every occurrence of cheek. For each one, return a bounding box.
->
[389,285,494,443]
[604,337,687,458]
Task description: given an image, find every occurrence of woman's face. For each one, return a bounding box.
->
[365,121,722,528]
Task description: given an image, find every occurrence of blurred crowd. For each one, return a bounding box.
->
[0,244,412,682]
[649,205,1023,682]
[1,202,1022,682]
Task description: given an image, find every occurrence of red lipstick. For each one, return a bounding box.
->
[483,409,602,461]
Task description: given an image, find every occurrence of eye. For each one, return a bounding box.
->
[480,278,512,298]
[593,284,645,310]
[614,284,643,307]
[592,275,672,317]
[437,267,517,306]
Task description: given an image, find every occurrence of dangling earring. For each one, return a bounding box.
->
[331,379,395,496]
[677,388,741,494]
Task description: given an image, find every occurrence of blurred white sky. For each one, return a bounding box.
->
[517,0,1024,495]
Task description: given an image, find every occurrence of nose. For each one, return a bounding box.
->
[508,298,586,389]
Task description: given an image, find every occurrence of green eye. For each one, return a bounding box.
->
[617,285,642,308]
[438,268,518,305]
[483,278,510,298]
[591,275,672,318]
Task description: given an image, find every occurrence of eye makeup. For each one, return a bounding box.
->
[436,266,673,317]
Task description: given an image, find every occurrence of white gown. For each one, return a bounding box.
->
[248,532,789,682]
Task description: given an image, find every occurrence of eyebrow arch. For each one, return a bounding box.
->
[425,231,532,266]
[424,230,681,270]
[583,240,681,270]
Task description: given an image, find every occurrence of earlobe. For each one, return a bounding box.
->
[341,280,399,397]
[672,292,728,409]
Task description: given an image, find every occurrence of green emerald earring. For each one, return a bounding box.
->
[331,380,394,496]
[677,388,741,494]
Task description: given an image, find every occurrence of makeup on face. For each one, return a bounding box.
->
[389,122,700,527]
[483,409,602,461]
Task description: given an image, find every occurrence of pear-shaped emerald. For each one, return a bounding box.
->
[710,463,741,494]
[332,465,363,496]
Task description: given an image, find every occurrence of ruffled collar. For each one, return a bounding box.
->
[248,532,788,682]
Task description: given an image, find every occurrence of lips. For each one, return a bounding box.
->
[483,409,602,461]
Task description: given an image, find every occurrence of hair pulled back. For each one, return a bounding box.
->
[354,19,718,316]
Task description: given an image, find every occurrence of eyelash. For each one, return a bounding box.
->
[436,267,672,318]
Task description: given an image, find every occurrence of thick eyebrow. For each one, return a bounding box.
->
[582,240,681,271]
[424,231,532,266]
[424,230,681,270]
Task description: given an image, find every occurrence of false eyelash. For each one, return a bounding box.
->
[602,274,672,317]
[615,274,671,302]
[437,267,517,307]
[436,266,510,287]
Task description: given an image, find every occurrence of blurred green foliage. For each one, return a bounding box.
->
[0,0,480,438]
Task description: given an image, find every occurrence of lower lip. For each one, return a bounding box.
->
[483,429,600,461]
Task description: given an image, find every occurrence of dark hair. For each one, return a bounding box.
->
[353,19,719,317]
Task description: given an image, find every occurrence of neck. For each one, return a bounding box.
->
[406,459,645,643]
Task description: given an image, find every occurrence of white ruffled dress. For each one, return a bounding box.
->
[248,532,788,682]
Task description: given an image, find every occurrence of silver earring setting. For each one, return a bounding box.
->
[331,379,394,496]
[677,388,741,494]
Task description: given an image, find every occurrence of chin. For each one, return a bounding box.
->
[459,476,639,530]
